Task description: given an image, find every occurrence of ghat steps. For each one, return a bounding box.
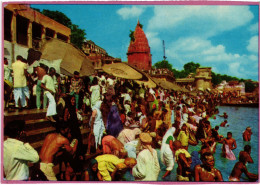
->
[4,109,90,153]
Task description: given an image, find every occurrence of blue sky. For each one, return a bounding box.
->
[31,3,259,81]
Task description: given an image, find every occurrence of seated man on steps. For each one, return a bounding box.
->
[39,121,78,181]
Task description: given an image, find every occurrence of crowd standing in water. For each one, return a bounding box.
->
[3,56,259,181]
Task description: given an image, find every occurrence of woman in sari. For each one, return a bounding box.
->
[106,104,123,138]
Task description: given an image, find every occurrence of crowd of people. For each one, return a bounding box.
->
[3,56,258,182]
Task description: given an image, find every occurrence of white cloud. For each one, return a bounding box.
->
[228,62,241,77]
[146,32,161,49]
[249,23,258,34]
[117,6,146,20]
[249,54,258,61]
[165,37,258,79]
[147,6,253,38]
[247,35,258,53]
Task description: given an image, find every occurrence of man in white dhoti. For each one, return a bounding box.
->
[87,101,105,155]
[132,133,160,181]
[161,127,176,178]
[41,67,57,122]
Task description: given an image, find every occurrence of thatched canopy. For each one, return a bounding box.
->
[102,63,143,80]
[151,78,184,91]
[40,38,94,76]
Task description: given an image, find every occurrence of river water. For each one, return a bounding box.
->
[125,106,259,181]
[158,106,259,182]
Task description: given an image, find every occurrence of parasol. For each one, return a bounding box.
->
[40,38,94,76]
[102,63,143,80]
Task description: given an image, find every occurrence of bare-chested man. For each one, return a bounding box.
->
[39,122,78,180]
[222,132,237,160]
[102,135,127,158]
[243,127,252,141]
[194,152,223,181]
[220,120,228,127]
[229,146,258,182]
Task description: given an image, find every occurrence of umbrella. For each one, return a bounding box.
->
[80,57,95,77]
[135,72,157,88]
[151,78,183,91]
[181,87,190,93]
[40,38,94,76]
[189,92,197,96]
[123,64,157,88]
[102,63,143,80]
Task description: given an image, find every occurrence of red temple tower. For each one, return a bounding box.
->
[127,21,152,71]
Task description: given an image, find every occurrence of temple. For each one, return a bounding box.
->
[127,21,152,71]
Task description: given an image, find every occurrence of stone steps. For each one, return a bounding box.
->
[4,109,47,125]
[4,109,92,178]
[4,109,91,152]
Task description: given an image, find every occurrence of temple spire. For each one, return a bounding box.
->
[127,20,152,71]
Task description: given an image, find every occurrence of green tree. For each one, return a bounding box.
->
[70,24,86,49]
[211,72,222,86]
[183,62,200,74]
[153,60,173,70]
[40,9,86,49]
[42,9,72,28]
[129,30,135,42]
[31,8,41,12]
[245,81,257,92]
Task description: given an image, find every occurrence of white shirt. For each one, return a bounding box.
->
[122,93,131,104]
[4,138,39,180]
[90,85,100,107]
[132,148,160,181]
[41,74,56,94]
[106,78,114,86]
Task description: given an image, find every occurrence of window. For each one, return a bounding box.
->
[57,33,68,42]
[32,22,43,49]
[4,9,12,41]
[45,28,55,40]
[16,15,29,46]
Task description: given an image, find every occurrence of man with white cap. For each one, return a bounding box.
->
[132,132,160,181]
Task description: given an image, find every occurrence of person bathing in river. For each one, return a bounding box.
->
[220,120,228,127]
[229,146,258,182]
[222,132,237,160]
[194,152,223,182]
[219,112,228,119]
[243,127,252,141]
[211,126,224,142]
[239,145,254,164]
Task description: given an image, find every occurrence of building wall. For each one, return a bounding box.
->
[194,68,212,91]
[128,53,151,70]
[4,40,29,65]
[82,40,120,71]
[4,4,71,63]
[5,4,70,37]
